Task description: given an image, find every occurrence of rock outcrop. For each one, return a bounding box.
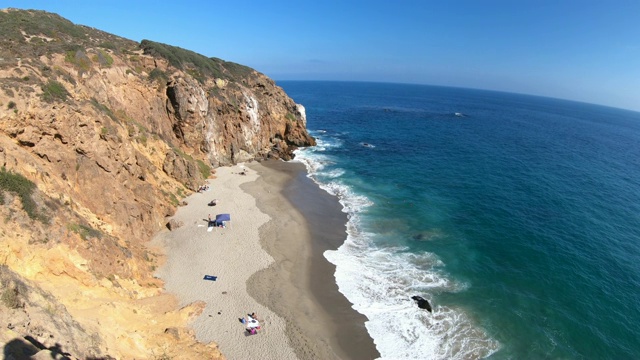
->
[0,8,315,359]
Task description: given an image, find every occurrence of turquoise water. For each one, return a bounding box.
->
[280,81,640,359]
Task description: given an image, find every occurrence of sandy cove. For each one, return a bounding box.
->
[153,160,379,360]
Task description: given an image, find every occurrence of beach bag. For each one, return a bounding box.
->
[250,328,257,335]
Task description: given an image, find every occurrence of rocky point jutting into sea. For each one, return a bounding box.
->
[0,8,314,359]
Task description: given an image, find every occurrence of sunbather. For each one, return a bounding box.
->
[245,317,260,333]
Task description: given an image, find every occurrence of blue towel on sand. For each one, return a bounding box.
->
[203,275,217,281]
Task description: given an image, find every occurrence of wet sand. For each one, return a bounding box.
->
[244,160,379,360]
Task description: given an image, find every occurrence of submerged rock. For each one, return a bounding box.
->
[411,295,433,312]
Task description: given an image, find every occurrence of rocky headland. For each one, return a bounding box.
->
[0,8,314,359]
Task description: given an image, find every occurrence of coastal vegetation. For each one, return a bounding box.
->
[66,222,103,241]
[141,39,224,82]
[0,9,137,60]
[0,167,45,222]
[94,49,114,67]
[65,49,92,72]
[40,79,69,102]
[90,97,118,122]
[148,68,168,83]
[140,39,254,83]
[197,159,211,179]
[1,285,22,309]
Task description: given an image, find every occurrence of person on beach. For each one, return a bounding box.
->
[245,316,260,334]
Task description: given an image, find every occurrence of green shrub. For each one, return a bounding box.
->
[169,193,179,206]
[197,160,211,179]
[286,112,296,122]
[148,68,167,83]
[65,50,91,72]
[0,9,140,67]
[95,49,113,67]
[161,190,179,206]
[173,147,193,162]
[0,167,41,221]
[137,134,148,146]
[140,39,225,82]
[90,98,117,122]
[214,57,253,80]
[99,42,116,50]
[41,80,69,102]
[7,101,16,109]
[67,222,102,240]
[186,68,204,83]
[1,288,21,309]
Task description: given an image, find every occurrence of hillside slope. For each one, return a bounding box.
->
[0,8,314,359]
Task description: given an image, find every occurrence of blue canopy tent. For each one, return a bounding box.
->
[215,213,231,228]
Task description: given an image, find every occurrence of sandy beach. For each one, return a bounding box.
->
[153,160,379,359]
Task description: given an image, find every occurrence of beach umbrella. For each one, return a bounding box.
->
[215,213,231,228]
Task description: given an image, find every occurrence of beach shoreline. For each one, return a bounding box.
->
[245,160,379,360]
[153,160,378,359]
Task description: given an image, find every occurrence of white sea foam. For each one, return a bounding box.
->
[325,168,346,178]
[324,231,499,359]
[293,135,500,359]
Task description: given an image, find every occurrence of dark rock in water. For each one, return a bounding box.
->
[411,295,432,312]
[411,230,444,242]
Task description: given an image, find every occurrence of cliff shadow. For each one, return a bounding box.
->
[4,335,76,360]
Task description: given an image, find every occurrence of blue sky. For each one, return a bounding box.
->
[3,0,640,112]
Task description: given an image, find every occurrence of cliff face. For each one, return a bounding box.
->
[0,8,314,359]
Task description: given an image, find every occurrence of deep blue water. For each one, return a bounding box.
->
[279,81,640,359]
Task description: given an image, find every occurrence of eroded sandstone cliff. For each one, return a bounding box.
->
[0,8,314,359]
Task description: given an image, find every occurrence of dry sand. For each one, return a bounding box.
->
[153,161,379,360]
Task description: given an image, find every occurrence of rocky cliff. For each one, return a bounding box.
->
[0,8,314,359]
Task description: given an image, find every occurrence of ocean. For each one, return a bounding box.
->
[278,81,640,359]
